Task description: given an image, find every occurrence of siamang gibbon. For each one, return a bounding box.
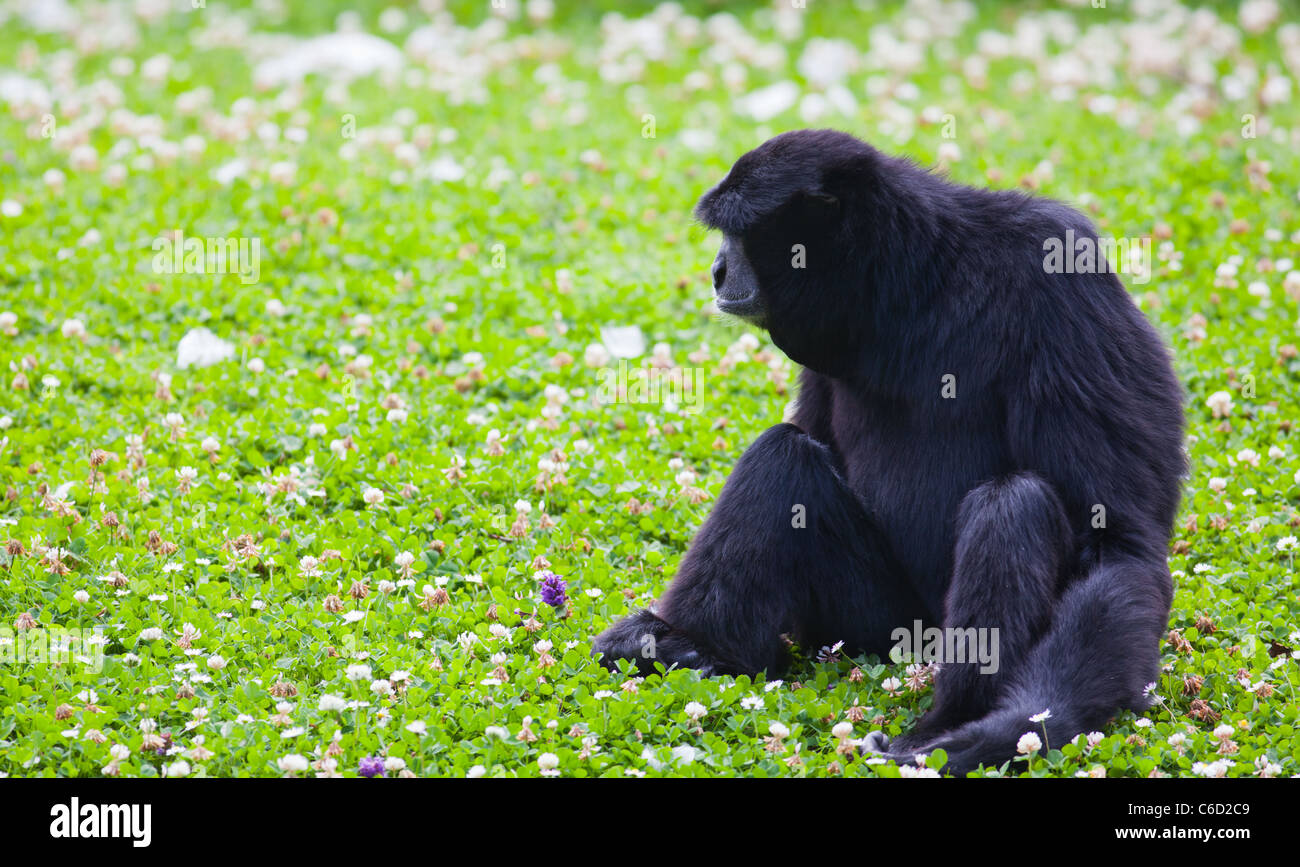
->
[593,129,1184,775]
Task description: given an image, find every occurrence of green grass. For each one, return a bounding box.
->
[1,0,1298,778]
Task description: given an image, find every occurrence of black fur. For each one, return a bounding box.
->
[592,129,1184,775]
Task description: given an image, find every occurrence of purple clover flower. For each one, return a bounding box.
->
[358,756,385,778]
[538,571,568,609]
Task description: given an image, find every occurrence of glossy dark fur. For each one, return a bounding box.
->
[592,129,1184,774]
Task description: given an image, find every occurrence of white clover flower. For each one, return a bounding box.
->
[768,721,790,739]
[1205,390,1233,418]
[899,765,942,778]
[1240,0,1281,33]
[671,745,696,765]
[684,701,707,720]
[1016,732,1042,754]
[268,161,297,185]
[1192,760,1230,778]
[318,694,347,712]
[584,343,611,367]
[537,752,560,775]
[1255,756,1281,777]
[277,754,310,773]
[345,663,372,681]
[831,722,853,739]
[61,144,101,179]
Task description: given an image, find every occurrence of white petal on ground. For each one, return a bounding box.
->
[176,328,235,369]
